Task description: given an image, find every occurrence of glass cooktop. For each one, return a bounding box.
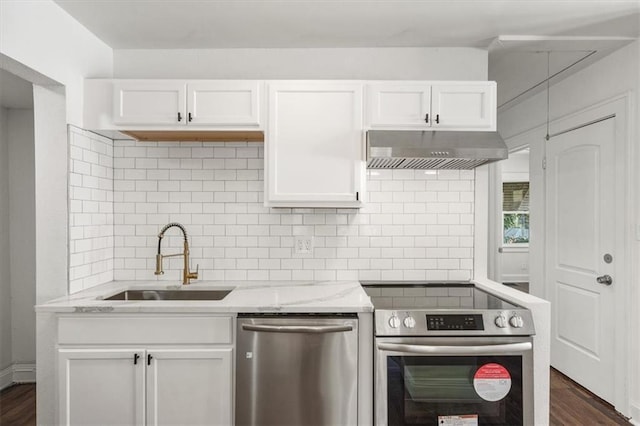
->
[360,282,520,311]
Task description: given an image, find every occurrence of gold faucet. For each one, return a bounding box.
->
[154,222,198,285]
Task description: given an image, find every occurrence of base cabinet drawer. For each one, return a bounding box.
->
[58,315,233,345]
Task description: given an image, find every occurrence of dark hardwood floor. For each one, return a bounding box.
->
[0,383,35,426]
[549,368,630,425]
[0,370,632,425]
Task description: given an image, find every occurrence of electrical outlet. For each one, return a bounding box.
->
[294,236,313,254]
[520,263,528,271]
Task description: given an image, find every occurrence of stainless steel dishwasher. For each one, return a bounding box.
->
[235,314,358,426]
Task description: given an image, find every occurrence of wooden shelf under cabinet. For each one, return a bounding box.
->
[121,130,264,142]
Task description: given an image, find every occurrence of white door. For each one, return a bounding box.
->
[58,348,145,425]
[187,81,261,127]
[546,117,616,403]
[266,82,364,207]
[367,83,431,128]
[113,80,186,125]
[431,82,496,130]
[146,348,233,426]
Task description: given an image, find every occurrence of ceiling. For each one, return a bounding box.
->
[489,34,637,109]
[0,69,33,109]
[54,0,639,49]
[54,0,639,109]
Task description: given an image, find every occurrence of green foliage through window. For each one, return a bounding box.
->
[503,212,529,244]
[503,182,530,244]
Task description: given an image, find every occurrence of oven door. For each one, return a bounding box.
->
[376,337,533,426]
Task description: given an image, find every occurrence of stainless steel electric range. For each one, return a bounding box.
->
[361,281,535,426]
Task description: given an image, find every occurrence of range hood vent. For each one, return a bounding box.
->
[367,130,507,169]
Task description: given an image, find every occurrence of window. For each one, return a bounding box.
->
[503,182,529,245]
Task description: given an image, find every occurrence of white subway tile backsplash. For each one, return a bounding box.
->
[68,128,114,293]
[72,136,475,285]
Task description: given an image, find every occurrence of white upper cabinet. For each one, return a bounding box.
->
[431,82,496,130]
[266,81,364,208]
[111,80,262,128]
[366,81,496,131]
[187,81,261,126]
[113,81,186,125]
[367,84,431,128]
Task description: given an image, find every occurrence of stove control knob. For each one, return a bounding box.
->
[495,314,508,328]
[388,315,401,329]
[403,315,416,329]
[509,314,524,328]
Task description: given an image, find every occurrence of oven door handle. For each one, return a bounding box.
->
[377,341,532,355]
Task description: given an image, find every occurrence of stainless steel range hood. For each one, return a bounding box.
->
[367,130,508,169]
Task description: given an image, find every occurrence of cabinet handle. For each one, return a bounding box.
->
[133,353,140,365]
[177,112,182,122]
[424,113,429,124]
[356,192,359,201]
[435,114,440,124]
[147,354,153,365]
[188,112,193,122]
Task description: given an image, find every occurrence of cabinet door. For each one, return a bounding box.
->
[146,348,233,426]
[58,348,145,426]
[187,81,261,127]
[267,82,364,207]
[367,83,431,128]
[113,81,186,125]
[431,82,496,130]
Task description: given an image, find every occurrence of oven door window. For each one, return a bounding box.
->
[387,356,523,426]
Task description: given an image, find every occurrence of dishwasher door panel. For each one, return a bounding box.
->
[236,316,358,426]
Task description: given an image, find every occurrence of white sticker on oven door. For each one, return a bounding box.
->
[473,363,512,401]
[437,414,478,426]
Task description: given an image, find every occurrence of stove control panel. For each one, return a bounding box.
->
[495,314,508,328]
[426,314,484,330]
[388,314,401,328]
[509,314,524,328]
[374,309,535,336]
[403,315,416,329]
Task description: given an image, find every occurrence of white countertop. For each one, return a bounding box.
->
[35,280,374,313]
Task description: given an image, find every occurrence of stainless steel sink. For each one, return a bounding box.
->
[104,289,232,301]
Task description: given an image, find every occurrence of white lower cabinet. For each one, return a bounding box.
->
[57,315,234,426]
[146,348,233,426]
[58,347,232,426]
[58,348,145,426]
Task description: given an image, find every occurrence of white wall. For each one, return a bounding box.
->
[8,109,36,366]
[499,43,639,139]
[34,85,68,422]
[499,150,530,283]
[497,40,640,420]
[0,106,36,387]
[33,86,68,304]
[499,249,529,282]
[0,0,113,126]
[114,47,488,80]
[112,140,475,282]
[0,108,10,376]
[501,150,529,182]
